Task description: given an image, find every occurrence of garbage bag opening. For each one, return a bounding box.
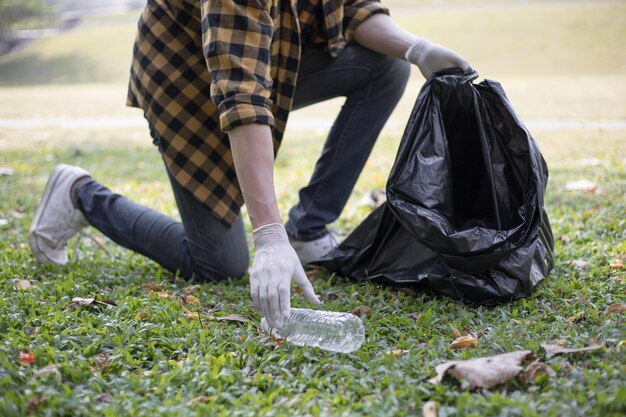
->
[442,89,500,231]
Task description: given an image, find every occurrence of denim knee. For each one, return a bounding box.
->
[189,248,250,282]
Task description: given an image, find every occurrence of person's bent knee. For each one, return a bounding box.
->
[192,251,250,283]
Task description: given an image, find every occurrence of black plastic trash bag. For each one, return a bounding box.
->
[317,68,554,305]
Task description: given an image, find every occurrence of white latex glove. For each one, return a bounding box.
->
[251,223,321,328]
[405,37,470,79]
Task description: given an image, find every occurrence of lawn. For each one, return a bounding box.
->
[0,1,625,416]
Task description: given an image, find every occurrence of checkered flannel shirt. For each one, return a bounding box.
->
[127,0,389,226]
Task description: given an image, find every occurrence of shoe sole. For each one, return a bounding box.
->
[28,165,68,265]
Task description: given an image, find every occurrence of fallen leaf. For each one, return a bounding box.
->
[398,287,416,296]
[453,328,462,339]
[610,259,624,269]
[98,298,117,307]
[564,311,584,323]
[565,180,597,193]
[26,327,39,336]
[71,297,115,308]
[14,279,34,290]
[326,291,340,301]
[522,360,555,384]
[213,313,249,323]
[305,269,323,278]
[428,350,534,390]
[541,343,604,357]
[450,335,478,350]
[385,349,409,358]
[20,350,35,365]
[410,312,422,320]
[560,235,571,245]
[135,312,147,320]
[182,285,202,294]
[158,291,169,298]
[180,295,199,305]
[0,167,14,176]
[141,283,163,292]
[185,311,200,320]
[90,353,110,374]
[96,394,111,404]
[71,297,96,307]
[352,306,372,318]
[33,364,61,380]
[292,287,303,296]
[568,259,588,269]
[422,401,437,417]
[191,396,213,404]
[26,396,44,413]
[604,303,626,315]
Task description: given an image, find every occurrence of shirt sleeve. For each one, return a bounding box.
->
[342,0,390,42]
[201,0,275,132]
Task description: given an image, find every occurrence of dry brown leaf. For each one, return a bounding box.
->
[604,303,626,315]
[610,259,624,269]
[398,287,416,296]
[33,364,61,380]
[90,353,110,374]
[385,349,409,358]
[522,360,555,384]
[428,350,534,390]
[26,396,44,413]
[213,313,249,323]
[19,350,35,365]
[141,283,163,292]
[191,396,213,404]
[182,285,202,294]
[450,335,478,350]
[565,180,597,193]
[305,269,323,278]
[453,328,462,338]
[560,235,571,245]
[352,305,372,318]
[185,311,200,320]
[157,291,169,298]
[96,394,111,404]
[326,291,340,301]
[422,400,437,417]
[135,312,147,320]
[180,295,199,305]
[70,297,115,308]
[541,343,604,357]
[26,327,39,336]
[14,279,35,290]
[565,311,584,323]
[568,259,588,269]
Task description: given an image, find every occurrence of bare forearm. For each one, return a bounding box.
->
[352,14,418,60]
[229,124,281,229]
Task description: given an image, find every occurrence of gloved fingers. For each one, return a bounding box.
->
[278,276,291,320]
[249,269,261,312]
[293,265,322,305]
[268,264,283,328]
[258,269,274,328]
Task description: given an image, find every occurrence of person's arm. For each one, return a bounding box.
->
[229,124,321,328]
[352,14,470,78]
[202,0,320,327]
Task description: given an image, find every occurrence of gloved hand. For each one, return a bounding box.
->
[251,223,321,328]
[405,37,470,79]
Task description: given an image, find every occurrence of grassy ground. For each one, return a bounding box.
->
[0,1,625,416]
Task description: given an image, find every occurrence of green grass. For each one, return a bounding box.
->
[0,129,625,417]
[1,1,625,416]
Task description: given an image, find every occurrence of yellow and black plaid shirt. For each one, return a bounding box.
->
[127,0,389,225]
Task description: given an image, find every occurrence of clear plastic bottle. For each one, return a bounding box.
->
[261,308,365,353]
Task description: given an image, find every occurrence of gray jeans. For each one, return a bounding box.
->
[76,45,410,281]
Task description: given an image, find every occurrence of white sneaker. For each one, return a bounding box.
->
[28,164,91,265]
[289,230,341,265]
